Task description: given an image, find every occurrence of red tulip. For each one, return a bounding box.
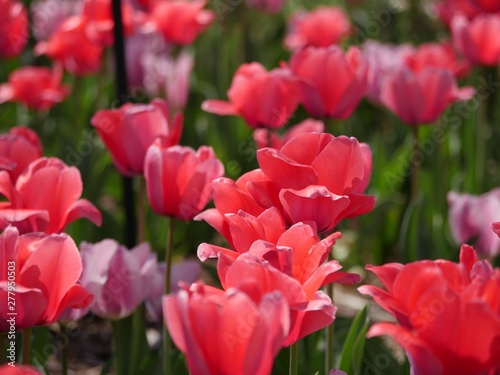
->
[91,99,183,177]
[380,67,475,125]
[0,364,43,374]
[448,189,500,258]
[289,46,367,119]
[152,0,214,45]
[0,127,42,183]
[164,282,289,375]
[284,6,351,50]
[435,0,500,26]
[81,0,137,46]
[0,0,28,58]
[144,143,224,220]
[251,133,375,233]
[202,62,301,129]
[359,245,500,375]
[200,223,360,345]
[0,65,70,111]
[35,16,104,76]
[0,157,102,234]
[253,119,324,149]
[452,14,500,66]
[0,226,93,331]
[405,41,470,78]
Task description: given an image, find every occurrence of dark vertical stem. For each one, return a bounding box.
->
[21,328,32,365]
[61,324,68,375]
[289,341,299,375]
[138,177,146,243]
[0,333,4,364]
[112,0,136,248]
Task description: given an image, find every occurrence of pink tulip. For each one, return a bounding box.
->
[0,226,93,331]
[284,6,351,50]
[252,133,375,233]
[359,245,500,375]
[448,189,500,258]
[151,0,214,45]
[245,0,284,13]
[0,127,42,183]
[144,143,224,220]
[452,14,500,66]
[0,65,70,111]
[0,0,28,58]
[30,0,81,41]
[202,62,301,129]
[289,46,367,119]
[253,119,324,149]
[35,16,104,76]
[145,259,201,322]
[405,41,470,78]
[164,282,289,375]
[362,40,414,104]
[380,67,475,125]
[91,99,183,177]
[70,240,157,320]
[0,157,102,234]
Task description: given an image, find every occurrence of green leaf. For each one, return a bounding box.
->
[338,304,370,375]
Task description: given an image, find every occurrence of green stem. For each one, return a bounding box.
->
[0,332,4,364]
[21,328,32,365]
[129,305,143,373]
[289,341,299,375]
[138,177,146,243]
[61,324,68,375]
[112,321,123,375]
[163,217,175,375]
[476,68,488,193]
[411,126,420,201]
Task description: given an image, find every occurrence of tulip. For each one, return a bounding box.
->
[140,49,194,110]
[492,221,500,237]
[0,0,28,58]
[145,259,202,322]
[35,16,104,76]
[448,189,500,258]
[31,0,80,41]
[405,41,470,78]
[284,6,351,50]
[194,171,269,243]
[164,283,290,375]
[452,14,500,66]
[0,127,43,183]
[362,40,414,104]
[151,0,214,45]
[245,0,284,13]
[435,0,500,26]
[202,62,301,129]
[199,223,360,345]
[69,240,157,320]
[81,0,137,46]
[144,142,224,220]
[380,67,475,125]
[0,157,102,234]
[0,65,70,111]
[91,99,183,177]
[251,133,375,233]
[0,226,93,331]
[289,46,367,119]
[253,119,324,149]
[359,245,500,375]
[0,364,43,374]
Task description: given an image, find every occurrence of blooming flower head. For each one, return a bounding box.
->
[359,245,500,375]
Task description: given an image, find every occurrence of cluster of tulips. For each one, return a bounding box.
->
[1,0,500,374]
